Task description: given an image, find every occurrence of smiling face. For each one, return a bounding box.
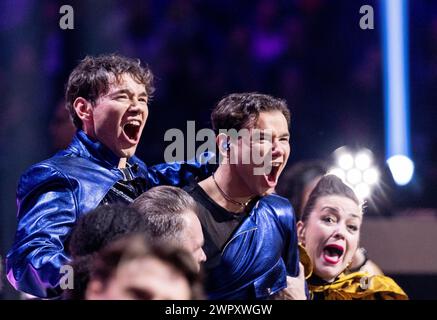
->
[230,110,290,196]
[297,195,362,282]
[79,73,148,158]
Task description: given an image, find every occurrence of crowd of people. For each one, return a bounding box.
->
[1,54,408,300]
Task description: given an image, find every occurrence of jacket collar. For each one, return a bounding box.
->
[223,199,260,244]
[68,130,132,169]
[221,194,286,250]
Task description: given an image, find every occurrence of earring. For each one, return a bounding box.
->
[222,141,230,150]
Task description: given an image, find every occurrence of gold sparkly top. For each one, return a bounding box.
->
[299,245,408,300]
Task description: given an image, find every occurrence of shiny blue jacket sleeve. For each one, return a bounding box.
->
[146,152,216,188]
[206,194,301,299]
[6,166,77,298]
[277,203,300,278]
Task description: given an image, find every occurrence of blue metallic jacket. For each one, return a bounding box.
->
[206,194,300,300]
[6,130,212,298]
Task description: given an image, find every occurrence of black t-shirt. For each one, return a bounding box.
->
[185,183,258,271]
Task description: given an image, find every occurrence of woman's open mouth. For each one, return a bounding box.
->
[122,120,142,144]
[322,244,344,265]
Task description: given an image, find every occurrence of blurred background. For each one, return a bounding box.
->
[0,0,436,299]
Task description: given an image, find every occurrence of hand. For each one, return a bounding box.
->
[273,262,307,300]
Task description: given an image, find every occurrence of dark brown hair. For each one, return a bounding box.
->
[90,235,204,299]
[211,92,291,135]
[65,54,154,129]
[301,175,360,223]
[64,204,148,300]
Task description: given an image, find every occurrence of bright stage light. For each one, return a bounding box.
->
[387,154,414,186]
[338,153,354,170]
[363,167,379,185]
[355,150,372,170]
[331,146,380,200]
[382,0,414,185]
[328,167,346,182]
[347,168,362,185]
[355,183,371,200]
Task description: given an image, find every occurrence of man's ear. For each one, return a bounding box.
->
[296,220,306,246]
[216,134,230,163]
[73,97,93,126]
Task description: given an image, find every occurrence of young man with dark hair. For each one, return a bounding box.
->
[131,186,206,272]
[6,54,211,298]
[186,92,306,299]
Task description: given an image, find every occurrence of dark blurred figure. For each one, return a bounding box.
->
[48,100,76,151]
[64,204,149,300]
[85,235,203,300]
[66,189,208,299]
[68,204,148,257]
[277,160,383,276]
[131,186,206,272]
[0,255,3,296]
[276,160,328,221]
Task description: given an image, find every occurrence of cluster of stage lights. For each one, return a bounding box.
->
[328,147,379,200]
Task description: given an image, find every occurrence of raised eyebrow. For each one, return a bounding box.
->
[349,213,362,220]
[322,208,362,223]
[321,206,339,214]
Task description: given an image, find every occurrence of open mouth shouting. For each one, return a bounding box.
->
[122,119,142,144]
[322,244,345,265]
[264,162,282,187]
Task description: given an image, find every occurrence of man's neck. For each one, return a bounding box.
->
[199,165,254,213]
[118,158,127,169]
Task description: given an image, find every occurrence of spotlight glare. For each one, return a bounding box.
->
[338,153,354,170]
[332,146,381,199]
[355,183,371,200]
[363,167,379,185]
[328,167,346,182]
[387,155,414,186]
[346,168,362,185]
[355,151,372,170]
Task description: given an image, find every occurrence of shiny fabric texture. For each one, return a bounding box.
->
[298,244,313,280]
[6,130,213,298]
[206,194,300,300]
[309,272,408,300]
